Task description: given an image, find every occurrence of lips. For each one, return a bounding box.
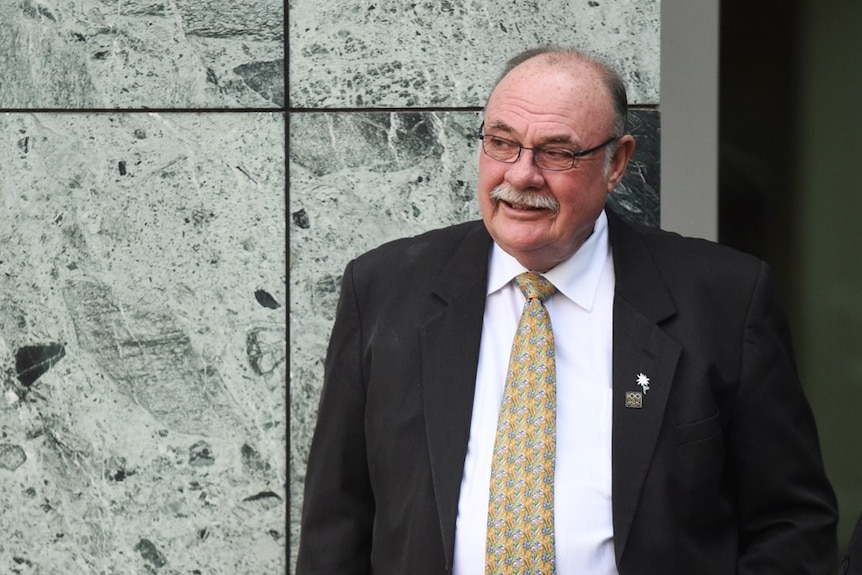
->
[505,201,546,211]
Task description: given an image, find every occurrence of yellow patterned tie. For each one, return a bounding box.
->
[486,272,557,575]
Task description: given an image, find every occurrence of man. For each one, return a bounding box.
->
[297,47,838,574]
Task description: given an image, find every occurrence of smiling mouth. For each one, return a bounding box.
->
[504,201,547,211]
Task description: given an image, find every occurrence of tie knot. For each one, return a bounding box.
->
[515,272,556,302]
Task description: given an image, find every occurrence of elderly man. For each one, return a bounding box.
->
[297,47,837,574]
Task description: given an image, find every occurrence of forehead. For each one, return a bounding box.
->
[484,60,613,140]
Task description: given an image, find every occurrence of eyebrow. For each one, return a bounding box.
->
[485,121,578,147]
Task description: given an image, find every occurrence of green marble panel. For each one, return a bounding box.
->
[0,0,283,109]
[289,0,660,108]
[0,112,286,573]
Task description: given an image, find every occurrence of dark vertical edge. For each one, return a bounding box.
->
[283,0,292,571]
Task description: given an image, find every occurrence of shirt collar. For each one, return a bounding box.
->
[486,209,611,311]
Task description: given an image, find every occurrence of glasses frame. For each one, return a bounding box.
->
[477,122,620,171]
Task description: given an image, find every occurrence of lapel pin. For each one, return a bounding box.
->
[625,391,643,409]
[636,372,650,394]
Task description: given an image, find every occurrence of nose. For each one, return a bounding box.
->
[504,148,546,190]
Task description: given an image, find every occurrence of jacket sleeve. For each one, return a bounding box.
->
[733,262,838,574]
[296,260,373,575]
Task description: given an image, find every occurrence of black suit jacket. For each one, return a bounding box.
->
[297,211,838,574]
[840,510,862,575]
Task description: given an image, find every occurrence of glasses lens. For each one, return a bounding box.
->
[535,148,576,171]
[482,136,519,162]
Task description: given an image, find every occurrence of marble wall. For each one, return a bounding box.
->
[0,0,660,572]
[0,1,285,574]
[289,1,660,573]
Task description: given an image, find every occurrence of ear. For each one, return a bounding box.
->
[606,134,636,193]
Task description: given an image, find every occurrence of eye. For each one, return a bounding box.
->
[487,136,517,151]
[540,147,575,161]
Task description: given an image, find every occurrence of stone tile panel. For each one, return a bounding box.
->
[0,112,286,573]
[0,0,283,109]
[289,0,660,108]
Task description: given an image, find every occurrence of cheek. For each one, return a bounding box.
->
[478,152,506,181]
[550,178,608,216]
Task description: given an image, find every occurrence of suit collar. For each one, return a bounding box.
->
[428,222,492,304]
[607,209,677,324]
[606,210,681,564]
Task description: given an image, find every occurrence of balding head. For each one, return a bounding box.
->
[488,47,628,138]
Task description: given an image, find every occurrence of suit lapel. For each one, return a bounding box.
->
[607,212,681,564]
[420,223,492,568]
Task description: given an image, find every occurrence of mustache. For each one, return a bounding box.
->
[489,184,560,214]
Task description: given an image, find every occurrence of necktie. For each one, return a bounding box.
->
[486,272,557,575]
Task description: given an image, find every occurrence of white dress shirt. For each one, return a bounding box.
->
[453,210,619,575]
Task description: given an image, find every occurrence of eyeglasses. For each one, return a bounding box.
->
[477,125,620,171]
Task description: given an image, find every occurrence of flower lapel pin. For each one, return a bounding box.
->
[636,373,650,394]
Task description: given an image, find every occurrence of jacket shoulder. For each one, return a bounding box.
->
[611,214,765,284]
[350,220,488,277]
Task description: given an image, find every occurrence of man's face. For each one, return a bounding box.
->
[477,59,633,272]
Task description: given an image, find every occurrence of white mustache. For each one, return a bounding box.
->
[490,184,560,214]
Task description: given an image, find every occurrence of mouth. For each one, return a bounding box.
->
[490,185,560,215]
[503,200,548,211]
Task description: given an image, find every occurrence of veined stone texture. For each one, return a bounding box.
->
[289,108,659,569]
[0,113,286,573]
[289,111,480,572]
[0,0,284,108]
[289,0,660,108]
